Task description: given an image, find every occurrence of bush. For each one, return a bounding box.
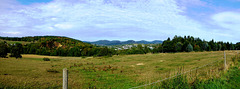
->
[43,58,50,61]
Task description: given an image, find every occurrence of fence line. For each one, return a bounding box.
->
[129,59,221,89]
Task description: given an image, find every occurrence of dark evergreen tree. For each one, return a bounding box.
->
[202,42,208,51]
[186,44,193,52]
[163,40,175,52]
[175,42,183,52]
[10,43,23,59]
[236,42,240,50]
[0,42,8,58]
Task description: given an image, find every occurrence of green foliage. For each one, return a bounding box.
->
[231,55,239,65]
[0,42,8,58]
[13,36,115,57]
[192,65,240,89]
[163,40,175,52]
[175,42,183,52]
[43,58,50,61]
[1,35,237,57]
[161,74,189,89]
[218,44,222,51]
[236,42,240,50]
[193,45,201,51]
[160,64,240,89]
[202,42,208,51]
[152,44,163,53]
[97,47,112,56]
[160,35,234,53]
[10,43,23,59]
[186,44,193,52]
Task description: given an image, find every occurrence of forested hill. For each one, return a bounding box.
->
[0,36,82,43]
[0,36,113,57]
[0,35,239,58]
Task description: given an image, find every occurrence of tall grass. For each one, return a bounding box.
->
[148,56,240,89]
[0,51,238,88]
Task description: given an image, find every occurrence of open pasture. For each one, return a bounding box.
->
[0,51,238,88]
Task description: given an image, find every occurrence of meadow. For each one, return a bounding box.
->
[0,51,238,88]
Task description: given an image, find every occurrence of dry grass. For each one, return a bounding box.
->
[0,50,238,88]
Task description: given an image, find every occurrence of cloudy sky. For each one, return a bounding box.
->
[0,0,239,43]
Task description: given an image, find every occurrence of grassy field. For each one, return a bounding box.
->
[0,39,33,44]
[0,51,238,88]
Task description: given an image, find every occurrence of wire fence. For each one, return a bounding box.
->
[129,59,222,89]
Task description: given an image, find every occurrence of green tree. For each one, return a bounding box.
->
[218,44,222,51]
[10,43,23,59]
[202,42,208,51]
[0,42,8,58]
[193,45,201,51]
[97,47,111,56]
[175,42,183,52]
[236,42,240,50]
[68,47,81,57]
[163,40,175,52]
[186,44,193,52]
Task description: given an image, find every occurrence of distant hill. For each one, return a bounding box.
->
[0,36,91,48]
[84,40,163,46]
[0,36,114,57]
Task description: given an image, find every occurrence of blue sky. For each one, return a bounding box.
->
[0,0,239,43]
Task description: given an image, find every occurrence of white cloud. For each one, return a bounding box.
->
[3,31,21,35]
[212,11,240,30]
[210,11,240,42]
[0,0,238,43]
[54,23,73,29]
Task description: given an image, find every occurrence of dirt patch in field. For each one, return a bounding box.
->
[136,63,144,65]
[159,60,164,62]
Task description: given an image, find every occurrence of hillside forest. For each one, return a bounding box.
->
[0,35,240,58]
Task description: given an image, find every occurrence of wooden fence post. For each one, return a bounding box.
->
[63,68,68,89]
[224,51,227,71]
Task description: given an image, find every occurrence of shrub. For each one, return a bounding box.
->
[43,58,50,61]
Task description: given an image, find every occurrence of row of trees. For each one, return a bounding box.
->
[20,37,114,57]
[154,35,237,53]
[23,43,114,57]
[1,35,239,58]
[115,35,239,54]
[0,42,22,58]
[0,36,75,42]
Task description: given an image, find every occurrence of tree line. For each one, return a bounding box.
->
[113,35,239,55]
[0,35,239,59]
[159,35,237,52]
[0,36,114,58]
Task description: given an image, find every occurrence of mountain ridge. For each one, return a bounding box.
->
[84,40,163,46]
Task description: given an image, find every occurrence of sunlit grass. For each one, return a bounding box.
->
[0,50,238,88]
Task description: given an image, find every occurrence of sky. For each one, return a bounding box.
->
[0,0,239,43]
